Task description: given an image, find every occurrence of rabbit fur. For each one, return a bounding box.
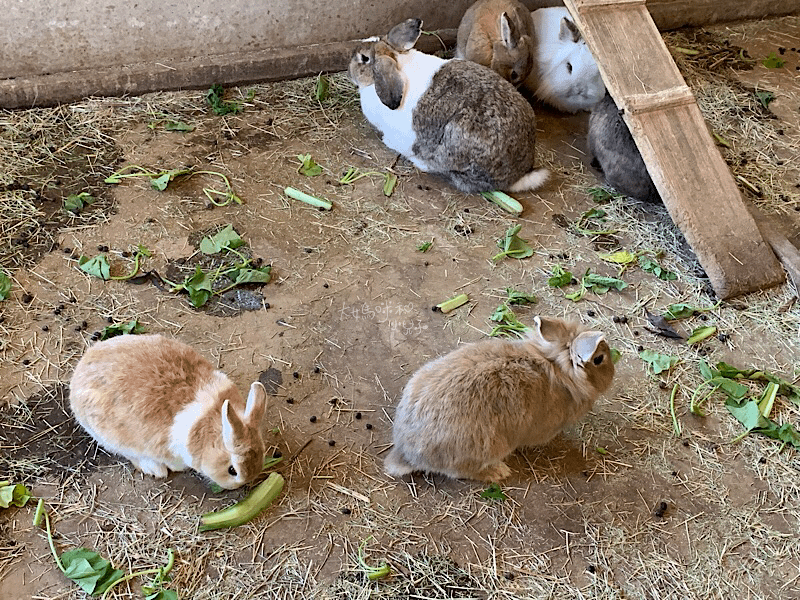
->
[524,6,606,113]
[588,93,661,203]
[385,316,615,482]
[349,18,548,194]
[69,334,267,489]
[455,0,535,88]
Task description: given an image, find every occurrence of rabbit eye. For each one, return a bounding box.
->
[510,70,519,81]
[593,354,604,366]
[359,53,370,64]
[566,62,573,74]
[228,465,237,477]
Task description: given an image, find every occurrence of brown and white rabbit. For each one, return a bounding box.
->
[349,18,548,194]
[385,316,614,482]
[588,92,661,203]
[456,0,535,88]
[69,334,267,489]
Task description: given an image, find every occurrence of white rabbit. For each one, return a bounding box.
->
[524,6,606,113]
[348,18,548,194]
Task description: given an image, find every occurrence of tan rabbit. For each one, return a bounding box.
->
[456,0,535,88]
[69,334,267,489]
[385,316,614,482]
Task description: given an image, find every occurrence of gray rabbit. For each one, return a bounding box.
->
[588,93,661,203]
[385,316,615,482]
[349,18,548,194]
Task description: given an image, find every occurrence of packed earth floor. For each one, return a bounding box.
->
[1,15,800,600]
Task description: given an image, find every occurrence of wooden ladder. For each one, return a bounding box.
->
[563,0,785,299]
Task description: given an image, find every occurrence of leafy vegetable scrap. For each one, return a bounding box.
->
[205,84,254,115]
[297,154,323,177]
[105,165,241,207]
[0,481,31,508]
[492,225,534,261]
[480,483,508,502]
[639,349,680,375]
[357,537,391,581]
[0,272,12,301]
[63,192,96,214]
[564,269,627,302]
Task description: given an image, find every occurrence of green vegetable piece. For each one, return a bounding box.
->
[610,348,621,364]
[78,255,111,280]
[669,384,681,437]
[687,325,717,345]
[755,90,775,109]
[0,272,11,301]
[586,187,620,204]
[61,548,125,596]
[100,319,146,341]
[297,153,323,177]
[726,399,768,432]
[315,74,330,102]
[762,52,786,69]
[33,497,45,526]
[206,84,243,115]
[638,256,677,281]
[665,303,696,320]
[228,266,272,286]
[596,446,608,455]
[284,186,332,210]
[164,120,195,132]
[582,207,607,220]
[383,172,398,197]
[64,192,95,214]
[199,472,285,531]
[357,537,391,581]
[492,225,533,261]
[436,293,469,314]
[480,483,508,501]
[200,224,244,255]
[488,303,529,338]
[149,168,191,191]
[505,288,536,305]
[184,267,215,308]
[758,382,779,419]
[599,251,636,265]
[416,240,433,253]
[548,265,574,288]
[583,271,627,294]
[481,190,523,215]
[639,349,679,375]
[0,482,31,508]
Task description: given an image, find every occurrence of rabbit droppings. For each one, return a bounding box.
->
[524,7,606,113]
[69,334,267,489]
[588,93,661,203]
[349,18,548,194]
[455,0,535,88]
[385,317,615,482]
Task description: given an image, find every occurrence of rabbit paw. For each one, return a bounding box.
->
[132,458,169,478]
[478,461,512,482]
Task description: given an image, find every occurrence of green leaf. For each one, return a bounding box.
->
[665,303,696,320]
[315,74,330,102]
[488,303,529,338]
[78,255,111,280]
[199,224,244,254]
[383,172,398,197]
[582,207,607,220]
[610,348,621,364]
[711,362,800,406]
[596,446,609,455]
[416,240,432,252]
[480,483,508,501]
[762,52,786,68]
[698,360,713,381]
[548,265,573,288]
[565,287,587,302]
[638,256,678,281]
[206,84,244,115]
[639,349,679,375]
[297,153,323,177]
[228,265,272,285]
[146,590,178,600]
[725,398,769,432]
[754,422,800,448]
[0,272,11,301]
[150,169,190,191]
[599,250,636,265]
[183,266,215,308]
[60,548,125,595]
[755,90,775,109]
[99,319,146,341]
[586,186,620,204]
[0,482,31,508]
[505,288,536,305]
[584,272,627,294]
[164,120,195,132]
[64,192,95,214]
[492,225,534,261]
[687,325,717,345]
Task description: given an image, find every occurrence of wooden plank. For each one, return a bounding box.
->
[564,0,785,299]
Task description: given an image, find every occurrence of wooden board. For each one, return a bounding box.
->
[563,0,785,299]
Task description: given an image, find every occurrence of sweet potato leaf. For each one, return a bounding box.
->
[583,271,627,294]
[78,255,111,280]
[488,303,529,338]
[0,273,11,301]
[228,265,272,286]
[0,482,31,508]
[548,265,573,288]
[599,250,636,265]
[505,288,537,305]
[416,240,432,252]
[61,548,125,595]
[480,483,508,502]
[206,84,244,115]
[64,192,95,214]
[183,267,215,308]
[762,52,786,68]
[164,120,195,132]
[297,153,323,177]
[200,224,244,255]
[492,225,533,261]
[638,256,677,281]
[639,350,679,375]
[99,319,146,341]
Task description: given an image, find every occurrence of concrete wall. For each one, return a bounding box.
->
[1,0,797,108]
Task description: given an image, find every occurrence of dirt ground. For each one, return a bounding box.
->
[2,15,800,600]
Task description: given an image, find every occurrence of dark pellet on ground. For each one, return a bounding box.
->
[504,572,515,581]
[21,293,33,303]
[314,366,320,374]
[273,450,282,458]
[366,423,373,430]
[717,333,729,342]
[263,302,271,309]
[293,371,300,379]
[97,244,109,252]
[323,283,329,288]
[310,415,317,423]
[699,314,708,321]
[659,381,668,390]
[779,47,786,54]
[671,471,677,476]
[587,565,596,574]
[424,261,430,266]
[329,397,338,405]
[81,320,88,329]
[587,310,596,317]
[612,316,620,323]
[637,345,644,352]
[682,439,690,447]
[619,316,628,324]
[654,501,668,518]
[74,325,82,331]
[341,507,352,515]
[54,308,62,315]
[286,397,294,404]
[41,325,49,332]
[107,316,114,323]
[63,247,71,254]
[121,251,131,258]
[431,305,440,312]
[304,247,313,253]
[759,457,767,464]
[22,359,30,365]
[91,332,101,341]
[355,412,362,420]
[328,440,336,446]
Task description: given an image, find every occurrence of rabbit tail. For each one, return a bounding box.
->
[507,168,549,192]
[384,447,415,477]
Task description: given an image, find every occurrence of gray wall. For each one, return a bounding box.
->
[1,0,797,107]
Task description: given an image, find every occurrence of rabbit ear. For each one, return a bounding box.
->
[373,53,405,110]
[244,381,267,425]
[559,16,582,43]
[572,331,605,366]
[387,18,422,51]
[499,12,518,50]
[530,315,565,344]
[221,399,246,451]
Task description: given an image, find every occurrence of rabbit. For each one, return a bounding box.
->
[588,93,661,203]
[455,0,535,88]
[523,6,606,113]
[384,316,614,482]
[348,18,548,195]
[69,333,267,490]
